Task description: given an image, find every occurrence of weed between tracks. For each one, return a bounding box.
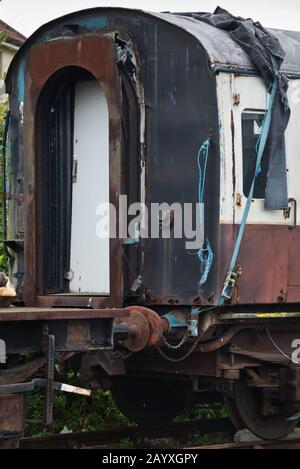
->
[176,402,227,422]
[112,432,230,450]
[26,368,229,449]
[25,370,131,436]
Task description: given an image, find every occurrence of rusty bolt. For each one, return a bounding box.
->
[64,270,74,281]
[232,93,240,106]
[235,193,242,207]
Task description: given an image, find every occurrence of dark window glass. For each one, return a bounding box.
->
[242,111,271,198]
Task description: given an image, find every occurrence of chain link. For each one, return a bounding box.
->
[155,330,202,362]
[160,332,189,350]
[155,338,200,363]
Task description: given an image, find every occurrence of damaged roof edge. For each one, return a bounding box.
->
[152,12,300,76]
[6,7,300,90]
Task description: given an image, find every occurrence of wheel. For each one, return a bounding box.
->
[233,376,299,440]
[111,376,190,427]
[224,394,244,430]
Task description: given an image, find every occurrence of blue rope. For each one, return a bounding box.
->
[196,139,213,286]
[219,61,279,305]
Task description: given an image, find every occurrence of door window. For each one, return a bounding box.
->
[242,111,271,199]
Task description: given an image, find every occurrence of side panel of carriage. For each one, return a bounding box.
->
[217,72,300,305]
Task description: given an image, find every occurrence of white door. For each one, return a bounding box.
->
[69,80,110,294]
[218,73,290,226]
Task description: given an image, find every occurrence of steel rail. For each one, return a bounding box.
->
[20,417,234,449]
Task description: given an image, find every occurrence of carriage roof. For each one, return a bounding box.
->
[6,8,300,84]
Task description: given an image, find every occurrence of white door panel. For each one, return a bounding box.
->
[217,73,289,225]
[286,79,300,222]
[69,80,110,294]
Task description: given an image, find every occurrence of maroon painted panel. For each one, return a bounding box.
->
[219,224,289,304]
[288,228,300,286]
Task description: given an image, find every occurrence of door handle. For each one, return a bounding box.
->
[72,157,78,183]
[288,198,297,230]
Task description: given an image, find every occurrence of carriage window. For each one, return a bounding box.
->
[242,111,271,199]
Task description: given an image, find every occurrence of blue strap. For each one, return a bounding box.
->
[197,139,210,205]
[196,139,214,286]
[219,70,279,305]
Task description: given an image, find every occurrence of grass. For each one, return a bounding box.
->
[25,367,227,440]
[25,370,130,437]
[175,401,227,422]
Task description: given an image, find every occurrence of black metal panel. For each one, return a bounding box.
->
[106,14,220,304]
[0,318,113,355]
[119,74,140,299]
[0,321,43,354]
[139,24,219,304]
[36,69,73,293]
[119,18,219,304]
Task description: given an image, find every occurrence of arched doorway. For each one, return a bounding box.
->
[24,35,140,307]
[36,67,110,295]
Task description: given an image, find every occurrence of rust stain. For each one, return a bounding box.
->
[0,307,128,322]
[232,92,240,106]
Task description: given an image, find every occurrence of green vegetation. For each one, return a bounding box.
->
[25,370,130,436]
[175,401,227,422]
[118,437,134,449]
[0,31,7,267]
[190,433,229,446]
[25,366,227,437]
[0,99,8,271]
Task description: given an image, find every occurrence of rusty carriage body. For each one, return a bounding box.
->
[2,7,300,440]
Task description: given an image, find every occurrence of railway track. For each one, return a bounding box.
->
[20,417,235,449]
[19,418,300,449]
[190,437,300,449]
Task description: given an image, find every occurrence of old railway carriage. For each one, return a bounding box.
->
[2,7,300,441]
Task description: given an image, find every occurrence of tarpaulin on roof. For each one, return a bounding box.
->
[182,6,290,210]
